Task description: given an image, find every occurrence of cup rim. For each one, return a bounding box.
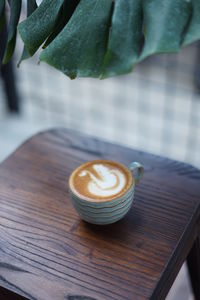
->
[68,159,134,203]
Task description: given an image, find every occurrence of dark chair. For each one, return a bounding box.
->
[0,22,20,112]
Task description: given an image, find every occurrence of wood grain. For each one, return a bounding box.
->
[0,128,200,300]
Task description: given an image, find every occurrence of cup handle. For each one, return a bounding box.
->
[128,162,144,185]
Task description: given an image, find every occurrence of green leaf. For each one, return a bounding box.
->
[183,0,200,45]
[18,0,65,56]
[42,4,64,50]
[0,0,5,18]
[40,0,113,79]
[42,0,80,49]
[27,0,38,14]
[0,13,5,32]
[139,0,192,61]
[101,0,143,79]
[0,0,5,32]
[0,13,5,33]
[2,0,22,64]
[17,47,29,67]
[18,0,38,67]
[13,0,200,78]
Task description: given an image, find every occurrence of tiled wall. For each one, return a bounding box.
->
[0,40,200,168]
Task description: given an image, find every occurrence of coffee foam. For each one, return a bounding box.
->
[69,160,133,202]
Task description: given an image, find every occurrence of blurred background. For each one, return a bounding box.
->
[0,8,200,300]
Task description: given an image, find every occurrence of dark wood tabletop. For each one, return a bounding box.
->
[0,129,200,300]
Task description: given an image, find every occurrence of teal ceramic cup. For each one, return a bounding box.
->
[68,160,144,225]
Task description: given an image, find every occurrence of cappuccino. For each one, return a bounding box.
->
[69,160,133,202]
[68,159,144,224]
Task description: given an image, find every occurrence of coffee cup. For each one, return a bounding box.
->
[68,160,144,225]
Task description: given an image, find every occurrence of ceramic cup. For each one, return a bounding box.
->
[68,160,144,225]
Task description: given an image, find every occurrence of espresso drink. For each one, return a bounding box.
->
[69,160,133,202]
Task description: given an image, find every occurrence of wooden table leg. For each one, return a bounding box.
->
[187,236,200,300]
[0,286,28,300]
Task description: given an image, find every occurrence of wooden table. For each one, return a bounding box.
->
[0,129,200,300]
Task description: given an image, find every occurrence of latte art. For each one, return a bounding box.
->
[69,160,133,202]
[79,164,126,197]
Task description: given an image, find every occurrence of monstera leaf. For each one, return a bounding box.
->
[1,0,200,79]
